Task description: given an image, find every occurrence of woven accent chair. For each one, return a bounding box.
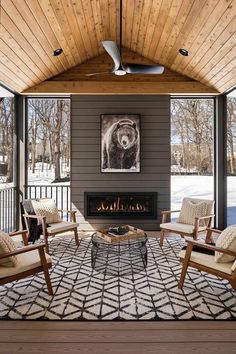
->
[0,230,53,295]
[178,229,236,292]
[23,198,79,254]
[160,198,214,247]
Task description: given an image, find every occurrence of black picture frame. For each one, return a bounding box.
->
[101,114,141,173]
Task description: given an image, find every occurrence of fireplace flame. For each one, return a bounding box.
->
[96,197,148,213]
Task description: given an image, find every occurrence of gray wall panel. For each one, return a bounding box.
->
[71,95,170,231]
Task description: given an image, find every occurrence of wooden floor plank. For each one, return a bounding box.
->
[0,342,236,354]
[0,329,236,343]
[0,321,236,353]
[1,320,236,330]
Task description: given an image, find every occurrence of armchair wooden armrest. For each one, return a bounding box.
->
[195,214,215,221]
[161,210,181,223]
[161,210,181,214]
[58,209,76,214]
[0,243,46,260]
[184,237,236,258]
[58,209,77,222]
[206,228,222,234]
[9,230,28,246]
[23,214,46,222]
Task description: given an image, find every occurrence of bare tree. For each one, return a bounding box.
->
[27,98,70,183]
[227,98,236,175]
[171,99,214,175]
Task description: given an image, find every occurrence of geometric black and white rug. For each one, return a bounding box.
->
[0,233,236,320]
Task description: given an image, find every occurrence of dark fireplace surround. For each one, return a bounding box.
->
[84,192,157,219]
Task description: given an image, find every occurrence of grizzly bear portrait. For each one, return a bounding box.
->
[101,114,140,172]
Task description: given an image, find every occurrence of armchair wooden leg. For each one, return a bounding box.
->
[21,231,29,246]
[41,219,50,254]
[38,247,53,295]
[192,232,197,240]
[43,234,50,255]
[230,279,236,292]
[74,228,79,246]
[206,229,214,244]
[178,243,193,289]
[44,267,53,295]
[160,229,165,247]
[178,262,188,289]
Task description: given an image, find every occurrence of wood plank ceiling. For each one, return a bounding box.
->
[0,0,236,94]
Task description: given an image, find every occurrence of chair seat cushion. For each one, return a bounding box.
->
[179,250,233,275]
[47,221,79,234]
[0,250,51,279]
[160,222,206,234]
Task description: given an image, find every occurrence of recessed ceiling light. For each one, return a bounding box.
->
[179,48,189,56]
[53,48,63,56]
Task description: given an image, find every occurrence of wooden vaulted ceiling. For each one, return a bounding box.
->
[0,0,236,95]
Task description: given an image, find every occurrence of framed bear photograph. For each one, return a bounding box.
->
[101,114,140,173]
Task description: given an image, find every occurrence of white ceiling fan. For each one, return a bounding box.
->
[86,1,164,77]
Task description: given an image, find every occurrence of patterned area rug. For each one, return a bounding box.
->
[0,233,236,320]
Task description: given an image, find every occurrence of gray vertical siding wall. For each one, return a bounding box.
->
[71,95,170,230]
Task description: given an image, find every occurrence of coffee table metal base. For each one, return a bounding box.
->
[91,233,148,276]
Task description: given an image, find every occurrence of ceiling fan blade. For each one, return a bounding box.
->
[102,41,121,72]
[85,72,112,76]
[124,63,164,74]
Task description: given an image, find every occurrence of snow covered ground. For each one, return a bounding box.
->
[171,175,214,210]
[28,162,70,186]
[171,175,236,225]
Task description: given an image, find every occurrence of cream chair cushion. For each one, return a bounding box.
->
[179,250,233,275]
[0,249,51,279]
[47,221,79,234]
[215,225,236,263]
[178,198,209,226]
[32,199,61,224]
[160,222,206,235]
[0,230,18,267]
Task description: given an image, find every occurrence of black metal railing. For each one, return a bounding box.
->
[26,185,71,221]
[0,186,16,232]
[0,185,71,232]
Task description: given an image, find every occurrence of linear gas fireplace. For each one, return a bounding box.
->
[84,192,157,219]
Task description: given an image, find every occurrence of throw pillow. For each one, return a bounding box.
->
[32,199,61,225]
[178,198,208,226]
[215,225,236,263]
[0,230,18,267]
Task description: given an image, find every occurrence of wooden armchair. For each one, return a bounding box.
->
[0,230,53,295]
[160,198,214,247]
[178,229,236,292]
[23,201,79,254]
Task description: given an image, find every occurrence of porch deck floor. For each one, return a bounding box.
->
[0,321,236,353]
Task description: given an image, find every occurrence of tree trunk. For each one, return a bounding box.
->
[54,101,63,181]
[41,138,46,172]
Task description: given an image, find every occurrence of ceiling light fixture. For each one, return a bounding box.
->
[53,48,63,56]
[179,48,189,56]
